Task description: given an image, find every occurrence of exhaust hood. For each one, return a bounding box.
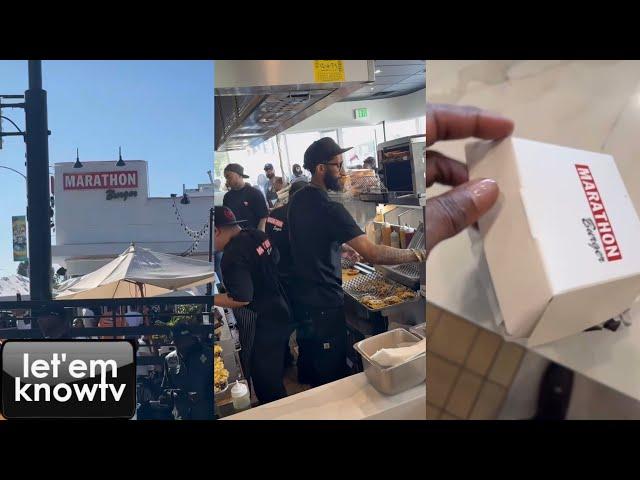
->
[215,60,375,151]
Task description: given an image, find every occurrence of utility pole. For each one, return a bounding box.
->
[24,61,52,303]
[206,207,214,296]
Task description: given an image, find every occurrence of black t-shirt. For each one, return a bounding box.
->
[223,184,269,230]
[221,229,290,320]
[265,204,292,287]
[288,184,364,307]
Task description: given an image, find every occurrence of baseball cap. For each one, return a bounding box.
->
[264,163,274,171]
[303,137,352,173]
[214,206,247,228]
[224,163,250,179]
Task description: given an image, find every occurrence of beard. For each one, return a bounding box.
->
[325,173,343,192]
[266,172,275,179]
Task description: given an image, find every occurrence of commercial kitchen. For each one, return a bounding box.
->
[212,60,427,419]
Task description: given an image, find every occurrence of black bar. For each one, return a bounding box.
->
[0,132,24,137]
[0,95,25,99]
[24,60,52,307]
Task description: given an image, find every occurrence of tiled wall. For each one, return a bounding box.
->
[426,303,525,420]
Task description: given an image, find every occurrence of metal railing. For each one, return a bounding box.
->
[0,296,214,342]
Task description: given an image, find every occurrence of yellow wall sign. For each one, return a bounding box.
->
[313,60,345,83]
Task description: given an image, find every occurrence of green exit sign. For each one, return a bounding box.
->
[354,107,368,119]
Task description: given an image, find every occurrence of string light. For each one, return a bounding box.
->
[171,198,209,240]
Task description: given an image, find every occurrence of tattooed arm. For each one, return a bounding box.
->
[347,234,426,265]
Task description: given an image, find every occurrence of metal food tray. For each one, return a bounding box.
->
[348,175,385,192]
[341,257,356,269]
[409,323,426,340]
[353,328,426,395]
[343,271,421,313]
[376,224,425,288]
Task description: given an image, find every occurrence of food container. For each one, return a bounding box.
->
[409,323,426,340]
[343,271,421,314]
[353,328,426,395]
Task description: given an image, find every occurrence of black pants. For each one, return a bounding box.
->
[251,309,293,405]
[232,307,257,382]
[294,305,348,388]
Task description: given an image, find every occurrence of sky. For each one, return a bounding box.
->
[0,60,213,277]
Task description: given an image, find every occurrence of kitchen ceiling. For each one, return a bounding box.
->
[341,60,425,101]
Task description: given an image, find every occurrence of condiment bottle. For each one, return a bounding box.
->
[382,223,392,246]
[391,230,400,248]
[374,222,383,245]
[231,381,251,411]
[405,227,415,246]
[390,227,400,248]
[366,222,376,244]
[399,226,407,249]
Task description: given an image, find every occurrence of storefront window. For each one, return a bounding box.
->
[418,115,426,135]
[282,129,338,175]
[214,136,282,193]
[374,123,386,148]
[341,125,377,169]
[385,116,426,140]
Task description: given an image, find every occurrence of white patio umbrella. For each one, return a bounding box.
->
[54,244,214,300]
[0,274,30,301]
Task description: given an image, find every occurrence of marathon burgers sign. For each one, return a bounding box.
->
[63,170,139,201]
[466,137,640,347]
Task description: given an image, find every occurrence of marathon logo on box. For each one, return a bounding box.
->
[575,164,623,262]
[1,341,136,419]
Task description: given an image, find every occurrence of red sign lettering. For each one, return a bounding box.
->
[63,171,138,190]
[575,164,622,262]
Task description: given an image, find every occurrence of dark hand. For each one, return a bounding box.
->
[425,104,514,257]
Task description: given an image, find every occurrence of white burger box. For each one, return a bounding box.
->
[466,137,640,347]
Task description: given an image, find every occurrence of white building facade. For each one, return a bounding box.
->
[52,160,212,277]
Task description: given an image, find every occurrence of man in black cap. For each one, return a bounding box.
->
[161,323,214,420]
[33,304,73,339]
[213,206,292,404]
[223,163,269,232]
[263,163,282,209]
[288,137,426,387]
